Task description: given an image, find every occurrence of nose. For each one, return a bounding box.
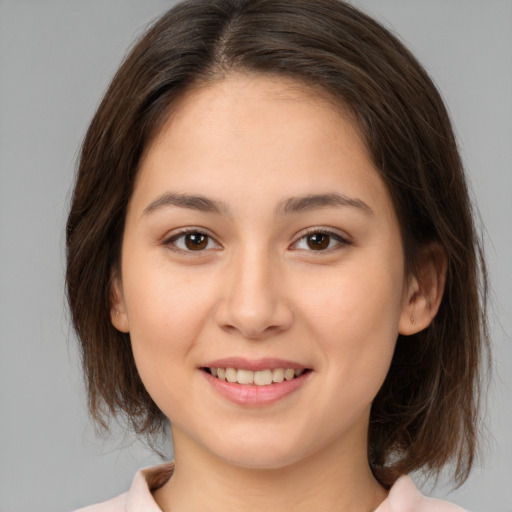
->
[214,246,294,340]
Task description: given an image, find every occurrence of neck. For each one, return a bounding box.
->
[154,428,387,512]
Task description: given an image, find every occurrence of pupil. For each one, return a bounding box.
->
[307,233,329,250]
[185,233,207,250]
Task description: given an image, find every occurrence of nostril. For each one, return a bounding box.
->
[214,292,294,340]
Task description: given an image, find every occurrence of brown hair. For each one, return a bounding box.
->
[66,0,489,487]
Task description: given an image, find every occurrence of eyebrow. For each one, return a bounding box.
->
[142,192,372,217]
[142,192,229,216]
[275,193,373,216]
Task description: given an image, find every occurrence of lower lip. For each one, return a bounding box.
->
[202,370,310,407]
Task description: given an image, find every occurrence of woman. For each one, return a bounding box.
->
[66,1,488,510]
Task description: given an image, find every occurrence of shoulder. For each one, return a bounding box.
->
[73,493,128,512]
[73,462,174,512]
[375,476,469,512]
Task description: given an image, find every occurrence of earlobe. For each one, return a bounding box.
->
[399,243,447,336]
[110,273,130,333]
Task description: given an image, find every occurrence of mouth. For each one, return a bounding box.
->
[200,360,312,406]
[201,367,310,386]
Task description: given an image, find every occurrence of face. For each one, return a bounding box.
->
[111,74,420,469]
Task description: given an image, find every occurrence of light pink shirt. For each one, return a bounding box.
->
[75,463,468,512]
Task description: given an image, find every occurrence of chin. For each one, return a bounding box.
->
[219,450,304,470]
[206,433,313,470]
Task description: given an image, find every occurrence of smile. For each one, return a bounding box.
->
[201,362,312,406]
[204,367,306,386]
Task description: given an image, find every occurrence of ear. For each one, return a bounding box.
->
[399,243,447,336]
[109,270,130,333]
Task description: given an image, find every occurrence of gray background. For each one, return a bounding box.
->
[0,1,510,511]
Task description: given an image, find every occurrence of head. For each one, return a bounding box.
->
[66,0,488,487]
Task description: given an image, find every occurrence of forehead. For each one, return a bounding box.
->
[133,73,392,221]
[145,73,363,161]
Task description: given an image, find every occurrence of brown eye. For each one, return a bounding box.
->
[184,232,208,250]
[292,230,350,252]
[306,233,331,250]
[168,230,219,252]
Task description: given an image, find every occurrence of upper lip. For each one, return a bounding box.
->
[201,357,309,371]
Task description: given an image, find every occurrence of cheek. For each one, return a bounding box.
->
[123,249,214,332]
[123,284,207,420]
[126,277,197,343]
[297,256,404,388]
[302,259,403,337]
[121,261,215,394]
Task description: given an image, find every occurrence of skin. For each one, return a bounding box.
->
[111,73,444,512]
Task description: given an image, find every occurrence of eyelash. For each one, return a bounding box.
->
[163,227,352,253]
[291,228,352,252]
[164,228,221,253]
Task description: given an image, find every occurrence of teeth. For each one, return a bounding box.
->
[254,369,273,386]
[272,368,284,383]
[209,367,305,386]
[225,367,237,383]
[237,369,254,385]
[284,368,295,381]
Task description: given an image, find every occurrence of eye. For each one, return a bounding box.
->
[292,230,350,251]
[166,230,220,252]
